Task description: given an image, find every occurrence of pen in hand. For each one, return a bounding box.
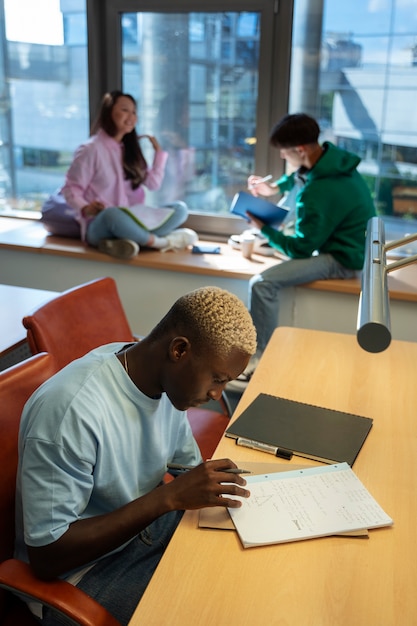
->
[167,462,251,474]
[248,174,273,188]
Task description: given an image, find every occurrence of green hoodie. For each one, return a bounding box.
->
[261,142,376,269]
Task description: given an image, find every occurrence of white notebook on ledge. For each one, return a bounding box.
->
[228,463,393,548]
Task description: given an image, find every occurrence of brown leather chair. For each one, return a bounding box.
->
[22,277,231,460]
[23,277,135,371]
[0,353,120,626]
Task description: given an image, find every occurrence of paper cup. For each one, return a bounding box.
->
[241,235,255,259]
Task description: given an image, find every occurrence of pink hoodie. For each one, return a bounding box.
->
[62,129,168,238]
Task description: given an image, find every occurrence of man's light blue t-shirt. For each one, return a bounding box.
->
[14,342,201,569]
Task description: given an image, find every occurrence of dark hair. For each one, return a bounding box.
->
[269,113,320,148]
[91,90,147,189]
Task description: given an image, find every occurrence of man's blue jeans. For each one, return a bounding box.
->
[249,254,358,353]
[41,510,183,626]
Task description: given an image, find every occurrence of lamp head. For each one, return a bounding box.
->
[357,217,392,353]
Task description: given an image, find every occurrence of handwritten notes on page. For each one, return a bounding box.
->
[228,463,393,548]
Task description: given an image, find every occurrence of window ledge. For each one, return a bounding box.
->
[1,216,416,301]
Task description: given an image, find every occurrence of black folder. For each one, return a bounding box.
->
[225,393,373,466]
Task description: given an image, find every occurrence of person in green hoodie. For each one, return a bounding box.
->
[231,113,376,389]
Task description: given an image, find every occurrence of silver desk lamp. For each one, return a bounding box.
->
[357,216,417,353]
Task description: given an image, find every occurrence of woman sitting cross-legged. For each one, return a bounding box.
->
[61,90,197,259]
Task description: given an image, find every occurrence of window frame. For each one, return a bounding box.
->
[87,0,294,238]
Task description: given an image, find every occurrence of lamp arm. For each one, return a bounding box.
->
[384,231,417,272]
[384,231,417,252]
[385,253,417,273]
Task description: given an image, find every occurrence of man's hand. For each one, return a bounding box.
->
[27,459,249,580]
[164,458,251,510]
[248,175,277,198]
[246,211,266,231]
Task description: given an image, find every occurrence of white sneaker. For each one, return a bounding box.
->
[161,228,199,252]
[226,354,260,393]
[98,238,139,259]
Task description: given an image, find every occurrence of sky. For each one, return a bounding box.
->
[4,0,64,45]
[323,0,417,65]
[3,0,417,63]
[324,0,417,35]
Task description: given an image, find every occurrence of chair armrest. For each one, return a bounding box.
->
[0,559,121,626]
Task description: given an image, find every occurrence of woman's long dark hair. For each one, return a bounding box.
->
[91,90,147,189]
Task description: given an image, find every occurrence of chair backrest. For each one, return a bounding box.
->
[22,277,135,371]
[0,353,56,562]
[0,353,57,620]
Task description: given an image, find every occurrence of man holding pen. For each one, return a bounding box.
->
[15,286,256,625]
[229,113,375,391]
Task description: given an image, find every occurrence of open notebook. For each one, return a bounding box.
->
[227,463,392,548]
[199,462,369,539]
[119,204,174,231]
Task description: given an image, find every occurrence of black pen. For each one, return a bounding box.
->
[167,462,251,474]
[235,437,293,460]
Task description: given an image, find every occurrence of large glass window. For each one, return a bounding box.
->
[121,11,261,215]
[96,0,284,236]
[290,0,417,223]
[2,0,416,234]
[0,0,88,213]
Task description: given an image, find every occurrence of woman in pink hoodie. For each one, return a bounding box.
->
[61,90,197,259]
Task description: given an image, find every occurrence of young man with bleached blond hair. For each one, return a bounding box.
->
[15,286,256,625]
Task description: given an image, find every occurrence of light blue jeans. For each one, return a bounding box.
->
[249,254,359,353]
[86,202,188,247]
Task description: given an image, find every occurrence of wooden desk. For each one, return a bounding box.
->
[129,327,417,626]
[0,283,57,365]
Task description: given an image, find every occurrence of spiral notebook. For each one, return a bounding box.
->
[225,393,373,466]
[228,463,392,548]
